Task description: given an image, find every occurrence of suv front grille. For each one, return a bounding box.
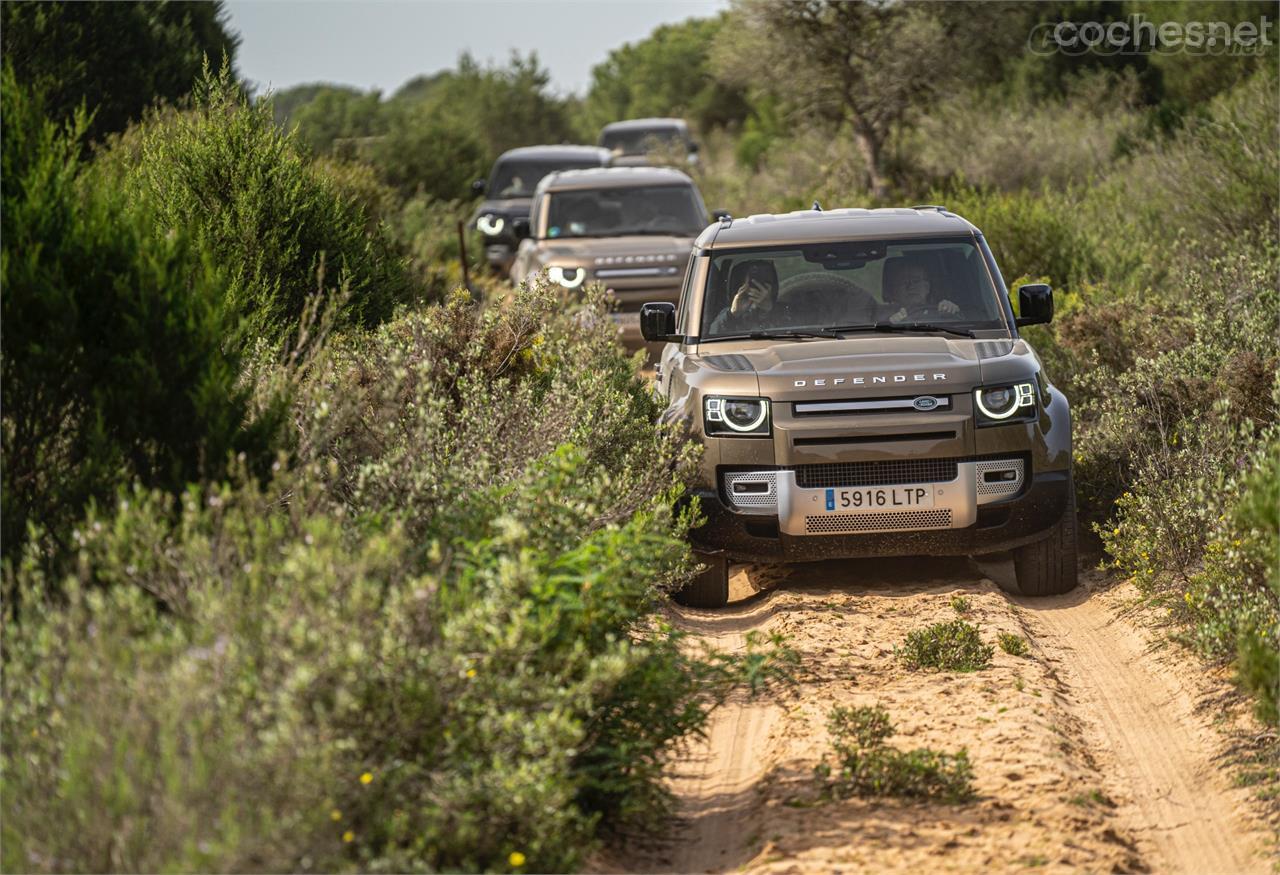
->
[790,458,960,489]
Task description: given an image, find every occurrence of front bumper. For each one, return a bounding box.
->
[483,240,516,271]
[689,466,1069,563]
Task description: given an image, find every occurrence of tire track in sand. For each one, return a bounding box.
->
[1003,564,1269,874]
[656,585,787,874]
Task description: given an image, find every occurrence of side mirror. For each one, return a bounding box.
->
[471,178,486,195]
[511,217,531,240]
[711,208,731,221]
[688,141,700,154]
[640,302,679,342]
[1016,283,1054,326]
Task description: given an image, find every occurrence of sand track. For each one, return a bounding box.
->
[620,557,1271,874]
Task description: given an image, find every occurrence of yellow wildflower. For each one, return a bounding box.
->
[466,668,477,679]
[342,830,355,843]
[330,809,342,821]
[509,851,527,868]
[359,771,373,785]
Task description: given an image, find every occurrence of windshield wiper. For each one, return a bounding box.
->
[620,229,698,236]
[703,329,842,343]
[824,322,977,339]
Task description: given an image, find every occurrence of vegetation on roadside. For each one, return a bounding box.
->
[1,59,796,872]
[898,620,994,672]
[817,705,975,803]
[998,633,1030,658]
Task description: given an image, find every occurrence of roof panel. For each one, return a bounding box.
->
[538,166,695,192]
[694,208,978,249]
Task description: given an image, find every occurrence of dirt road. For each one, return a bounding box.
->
[624,557,1273,874]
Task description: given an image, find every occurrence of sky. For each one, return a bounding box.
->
[225,0,728,99]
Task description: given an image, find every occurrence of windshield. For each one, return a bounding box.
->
[544,185,706,239]
[488,158,601,199]
[600,127,685,155]
[699,239,1011,339]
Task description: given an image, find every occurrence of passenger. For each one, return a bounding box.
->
[882,257,961,322]
[708,260,781,335]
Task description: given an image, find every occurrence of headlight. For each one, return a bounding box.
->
[704,396,770,437]
[476,214,505,236]
[974,381,1037,426]
[547,266,586,289]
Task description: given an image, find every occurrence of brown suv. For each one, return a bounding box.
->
[509,166,722,351]
[641,206,1076,607]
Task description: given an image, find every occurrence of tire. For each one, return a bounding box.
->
[673,551,730,608]
[1011,478,1079,596]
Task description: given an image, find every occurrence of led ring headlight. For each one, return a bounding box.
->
[975,382,1036,420]
[547,266,585,289]
[705,397,770,435]
[476,214,505,235]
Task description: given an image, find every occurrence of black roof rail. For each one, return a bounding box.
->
[812,200,823,211]
[911,204,949,212]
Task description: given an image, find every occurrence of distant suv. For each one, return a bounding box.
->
[470,145,612,272]
[598,118,698,167]
[641,206,1076,608]
[509,166,720,352]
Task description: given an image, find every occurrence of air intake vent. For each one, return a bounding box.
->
[703,354,754,372]
[791,458,959,489]
[805,509,952,534]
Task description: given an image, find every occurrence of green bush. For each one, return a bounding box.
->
[0,67,282,568]
[998,633,1028,658]
[898,620,993,672]
[820,705,974,803]
[2,278,795,872]
[120,62,416,343]
[1184,433,1280,724]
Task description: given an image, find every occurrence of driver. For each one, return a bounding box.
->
[882,257,961,323]
[708,260,781,335]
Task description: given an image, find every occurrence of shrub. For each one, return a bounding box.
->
[820,705,974,803]
[1076,252,1278,519]
[392,194,484,298]
[898,620,993,672]
[121,62,415,343]
[950,595,971,614]
[998,633,1029,657]
[2,277,796,872]
[0,67,282,569]
[906,70,1147,193]
[1183,433,1280,724]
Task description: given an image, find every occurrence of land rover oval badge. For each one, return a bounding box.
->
[913,396,939,411]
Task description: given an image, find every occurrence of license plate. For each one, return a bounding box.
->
[823,485,935,512]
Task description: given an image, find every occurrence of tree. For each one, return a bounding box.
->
[391,52,577,163]
[584,15,752,136]
[370,102,489,200]
[1,1,239,143]
[285,85,386,157]
[121,64,415,343]
[713,0,950,198]
[0,67,280,567]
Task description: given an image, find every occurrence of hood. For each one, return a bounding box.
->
[694,336,1031,401]
[536,234,694,271]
